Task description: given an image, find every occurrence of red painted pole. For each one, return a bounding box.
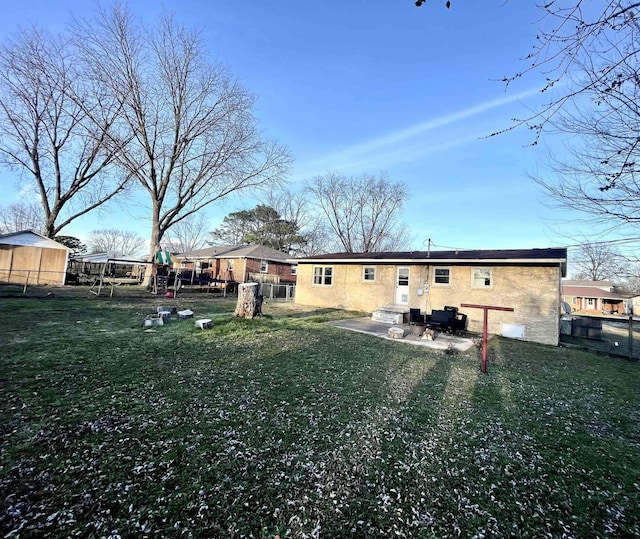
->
[460,303,514,373]
[482,308,489,372]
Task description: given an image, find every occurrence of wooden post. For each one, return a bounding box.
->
[234,282,263,319]
[629,315,634,360]
[23,270,30,294]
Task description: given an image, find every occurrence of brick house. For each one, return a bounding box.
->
[561,279,629,315]
[294,247,567,346]
[173,244,297,286]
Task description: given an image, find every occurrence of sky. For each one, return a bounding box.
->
[0,0,621,254]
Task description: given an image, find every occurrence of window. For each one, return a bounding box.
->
[313,266,333,286]
[587,298,595,308]
[433,267,451,285]
[260,260,268,273]
[363,266,376,282]
[472,268,492,288]
[290,265,297,276]
[227,259,234,271]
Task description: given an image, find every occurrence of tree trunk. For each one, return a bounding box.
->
[234,282,263,319]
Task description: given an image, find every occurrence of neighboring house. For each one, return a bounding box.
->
[173,244,297,286]
[294,247,568,346]
[561,279,629,314]
[0,230,72,286]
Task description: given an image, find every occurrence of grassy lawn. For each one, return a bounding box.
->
[1,288,640,538]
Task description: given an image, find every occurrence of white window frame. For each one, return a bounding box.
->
[363,266,376,282]
[587,298,595,308]
[471,267,493,289]
[227,259,234,271]
[260,260,268,273]
[290,265,297,276]
[433,267,451,286]
[313,265,333,286]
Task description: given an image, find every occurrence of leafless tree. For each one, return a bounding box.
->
[569,240,623,281]
[263,190,330,255]
[74,6,291,270]
[529,2,640,229]
[0,202,45,234]
[87,229,146,256]
[0,28,127,238]
[417,2,640,230]
[163,213,209,253]
[308,172,410,253]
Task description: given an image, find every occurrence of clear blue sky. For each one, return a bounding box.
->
[0,0,613,252]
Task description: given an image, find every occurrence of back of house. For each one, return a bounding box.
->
[294,247,567,346]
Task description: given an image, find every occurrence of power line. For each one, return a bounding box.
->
[422,237,640,252]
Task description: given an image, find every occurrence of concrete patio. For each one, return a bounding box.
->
[328,317,477,351]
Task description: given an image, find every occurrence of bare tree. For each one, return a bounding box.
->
[529,2,640,229]
[415,2,640,230]
[0,202,45,234]
[87,229,146,256]
[308,172,410,253]
[74,6,291,270]
[570,241,623,281]
[163,213,209,253]
[0,28,127,238]
[263,189,331,255]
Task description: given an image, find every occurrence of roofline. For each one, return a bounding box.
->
[294,257,566,265]
[175,254,292,263]
[0,229,73,250]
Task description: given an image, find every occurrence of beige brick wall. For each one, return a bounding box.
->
[295,263,562,346]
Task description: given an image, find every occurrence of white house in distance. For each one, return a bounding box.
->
[0,230,72,286]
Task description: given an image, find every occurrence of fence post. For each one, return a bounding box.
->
[23,270,30,294]
[629,315,634,360]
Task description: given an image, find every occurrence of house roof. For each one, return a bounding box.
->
[296,247,568,267]
[562,279,613,289]
[562,286,629,300]
[0,230,72,251]
[175,244,292,263]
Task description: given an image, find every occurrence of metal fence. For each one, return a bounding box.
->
[259,282,296,302]
[560,314,640,360]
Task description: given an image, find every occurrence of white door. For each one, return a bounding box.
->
[395,266,410,305]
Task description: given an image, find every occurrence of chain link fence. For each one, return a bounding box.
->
[258,282,296,302]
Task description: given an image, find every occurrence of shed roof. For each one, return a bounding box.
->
[78,252,148,264]
[0,230,72,251]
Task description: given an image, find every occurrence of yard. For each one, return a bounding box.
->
[1,287,640,538]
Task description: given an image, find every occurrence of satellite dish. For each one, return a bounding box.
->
[562,301,572,314]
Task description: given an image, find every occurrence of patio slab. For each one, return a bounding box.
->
[328,317,476,351]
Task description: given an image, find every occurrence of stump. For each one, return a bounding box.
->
[234,282,263,319]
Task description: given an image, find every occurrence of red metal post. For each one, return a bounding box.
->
[460,303,515,373]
